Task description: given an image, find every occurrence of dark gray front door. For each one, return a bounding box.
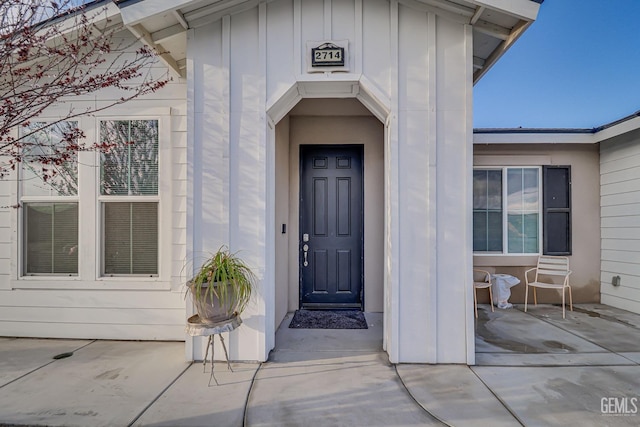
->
[299,145,363,309]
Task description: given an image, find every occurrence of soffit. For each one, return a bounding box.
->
[117,0,540,82]
[289,98,374,117]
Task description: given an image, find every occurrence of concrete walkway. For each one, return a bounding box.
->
[1,304,640,426]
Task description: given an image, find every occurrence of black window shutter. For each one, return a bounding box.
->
[543,165,571,255]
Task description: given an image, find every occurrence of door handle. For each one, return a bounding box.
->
[303,244,309,267]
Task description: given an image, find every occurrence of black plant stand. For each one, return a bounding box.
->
[186,314,242,386]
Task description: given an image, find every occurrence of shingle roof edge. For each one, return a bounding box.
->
[474,110,640,135]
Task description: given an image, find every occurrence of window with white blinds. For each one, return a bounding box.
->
[21,122,79,276]
[103,202,158,275]
[23,203,79,275]
[99,119,159,277]
[100,120,158,196]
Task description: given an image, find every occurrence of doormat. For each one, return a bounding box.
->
[289,310,368,329]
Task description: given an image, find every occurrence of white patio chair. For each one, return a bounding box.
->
[473,269,494,318]
[524,255,572,319]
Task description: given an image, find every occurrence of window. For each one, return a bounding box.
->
[473,165,571,256]
[506,167,540,253]
[474,167,540,254]
[473,169,503,252]
[103,202,158,275]
[21,122,79,275]
[100,120,159,276]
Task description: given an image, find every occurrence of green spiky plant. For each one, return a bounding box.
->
[188,246,256,324]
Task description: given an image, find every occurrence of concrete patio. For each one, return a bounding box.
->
[1,304,640,426]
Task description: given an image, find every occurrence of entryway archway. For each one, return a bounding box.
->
[270,95,385,347]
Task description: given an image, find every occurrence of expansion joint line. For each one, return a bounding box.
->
[395,363,528,427]
[0,339,97,390]
[127,361,194,427]
[393,364,454,427]
[243,362,263,427]
[468,366,527,426]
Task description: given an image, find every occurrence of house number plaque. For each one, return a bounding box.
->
[311,42,345,67]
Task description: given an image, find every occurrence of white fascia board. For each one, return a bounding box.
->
[469,0,540,21]
[119,0,201,26]
[474,115,640,145]
[594,116,640,143]
[473,132,596,145]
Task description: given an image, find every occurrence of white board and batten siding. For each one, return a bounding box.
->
[188,0,474,362]
[600,130,640,313]
[0,32,188,341]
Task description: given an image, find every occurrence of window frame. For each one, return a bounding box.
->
[97,118,161,278]
[18,121,80,277]
[473,165,543,256]
[14,111,171,290]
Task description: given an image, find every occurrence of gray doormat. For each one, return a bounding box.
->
[289,310,368,329]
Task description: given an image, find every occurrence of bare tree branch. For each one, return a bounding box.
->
[0,0,171,179]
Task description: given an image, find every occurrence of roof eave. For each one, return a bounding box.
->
[470,0,542,21]
[474,110,640,144]
[471,0,542,84]
[473,19,532,84]
[473,130,597,145]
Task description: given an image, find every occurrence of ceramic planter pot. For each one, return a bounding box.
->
[188,281,239,325]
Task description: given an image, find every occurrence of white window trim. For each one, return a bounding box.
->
[473,165,543,256]
[17,120,80,278]
[12,279,172,291]
[19,201,81,278]
[96,116,169,281]
[13,114,171,290]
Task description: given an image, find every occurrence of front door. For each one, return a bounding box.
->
[299,145,363,309]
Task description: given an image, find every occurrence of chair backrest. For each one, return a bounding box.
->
[536,255,569,278]
[473,269,492,283]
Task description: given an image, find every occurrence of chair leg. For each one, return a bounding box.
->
[488,286,494,312]
[568,286,573,312]
[474,287,478,318]
[562,288,566,319]
[524,284,528,312]
[533,287,538,306]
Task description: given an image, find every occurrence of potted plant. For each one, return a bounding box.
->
[188,246,256,325]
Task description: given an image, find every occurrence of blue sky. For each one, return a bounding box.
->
[473,0,640,129]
